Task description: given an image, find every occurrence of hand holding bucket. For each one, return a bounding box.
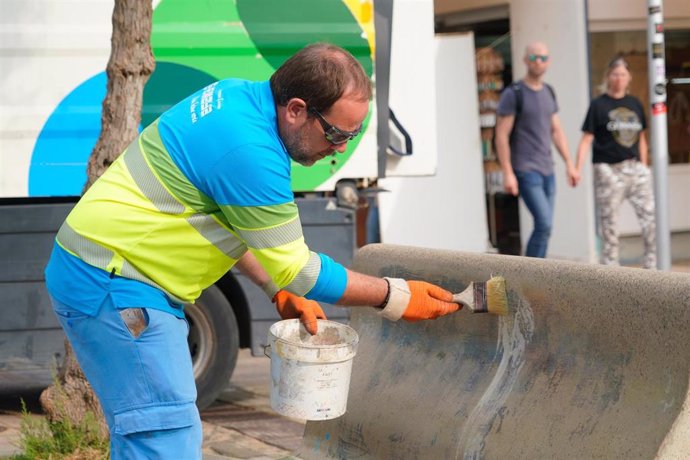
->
[272,290,327,335]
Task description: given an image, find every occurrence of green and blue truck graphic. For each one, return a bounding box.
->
[4,0,377,198]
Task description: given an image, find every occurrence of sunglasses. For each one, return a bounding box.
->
[527,54,549,63]
[308,107,362,145]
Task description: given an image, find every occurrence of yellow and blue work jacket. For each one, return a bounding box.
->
[45,79,347,317]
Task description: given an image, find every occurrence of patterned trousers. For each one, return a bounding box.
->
[593,159,656,269]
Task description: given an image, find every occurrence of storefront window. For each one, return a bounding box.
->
[590,29,690,165]
[666,30,690,165]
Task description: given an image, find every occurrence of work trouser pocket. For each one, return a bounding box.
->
[119,308,149,339]
[112,402,199,436]
[111,402,202,460]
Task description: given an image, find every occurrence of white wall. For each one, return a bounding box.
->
[587,0,690,31]
[510,0,597,261]
[379,32,489,252]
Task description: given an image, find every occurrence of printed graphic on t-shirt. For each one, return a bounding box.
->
[190,82,222,123]
[606,107,643,148]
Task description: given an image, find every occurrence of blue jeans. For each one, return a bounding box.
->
[50,294,202,459]
[515,171,555,258]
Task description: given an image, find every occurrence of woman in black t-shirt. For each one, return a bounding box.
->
[575,56,656,269]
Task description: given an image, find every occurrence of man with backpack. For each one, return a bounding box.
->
[495,41,579,258]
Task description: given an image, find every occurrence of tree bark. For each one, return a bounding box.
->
[84,0,155,191]
[40,0,155,437]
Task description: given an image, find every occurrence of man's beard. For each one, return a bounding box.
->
[528,67,546,79]
[283,129,315,166]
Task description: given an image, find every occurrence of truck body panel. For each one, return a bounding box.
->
[1,0,384,198]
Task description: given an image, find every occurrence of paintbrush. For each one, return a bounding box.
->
[452,276,508,315]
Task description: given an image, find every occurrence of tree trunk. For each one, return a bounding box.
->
[84,0,155,191]
[40,0,155,437]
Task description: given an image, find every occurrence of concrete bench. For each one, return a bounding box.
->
[300,244,690,459]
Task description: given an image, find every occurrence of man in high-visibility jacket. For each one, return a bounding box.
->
[45,43,460,459]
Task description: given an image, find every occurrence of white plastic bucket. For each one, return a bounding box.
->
[265,319,359,420]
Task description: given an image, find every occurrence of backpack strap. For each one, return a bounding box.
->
[511,81,523,116]
[544,83,557,105]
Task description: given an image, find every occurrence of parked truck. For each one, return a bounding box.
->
[0,0,441,408]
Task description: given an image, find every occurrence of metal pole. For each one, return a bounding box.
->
[375,0,394,178]
[646,0,671,270]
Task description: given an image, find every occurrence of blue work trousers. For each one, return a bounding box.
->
[50,295,202,459]
[515,170,556,258]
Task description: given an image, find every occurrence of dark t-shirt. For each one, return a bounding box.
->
[581,94,647,164]
[496,81,559,176]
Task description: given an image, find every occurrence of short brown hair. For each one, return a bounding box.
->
[270,43,372,112]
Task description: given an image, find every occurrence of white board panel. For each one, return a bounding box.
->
[379,33,489,252]
[384,0,438,177]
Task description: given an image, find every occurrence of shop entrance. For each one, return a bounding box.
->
[436,16,521,255]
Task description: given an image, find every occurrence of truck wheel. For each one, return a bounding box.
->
[185,285,239,410]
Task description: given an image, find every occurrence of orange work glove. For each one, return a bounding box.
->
[273,290,327,335]
[377,278,460,322]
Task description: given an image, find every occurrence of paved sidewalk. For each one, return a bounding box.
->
[202,421,295,460]
[0,412,22,459]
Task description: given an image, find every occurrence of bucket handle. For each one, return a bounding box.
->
[263,344,271,358]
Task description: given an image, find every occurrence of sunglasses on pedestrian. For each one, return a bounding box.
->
[308,107,362,145]
[527,54,549,63]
